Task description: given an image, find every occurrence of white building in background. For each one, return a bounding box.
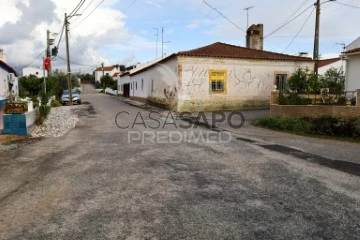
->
[22,67,47,78]
[318,57,346,76]
[94,65,121,82]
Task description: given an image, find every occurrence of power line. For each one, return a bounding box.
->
[70,0,97,25]
[270,0,311,34]
[124,0,139,12]
[68,31,96,64]
[201,0,245,33]
[69,0,86,18]
[265,4,314,38]
[71,0,105,29]
[282,7,315,53]
[333,1,360,9]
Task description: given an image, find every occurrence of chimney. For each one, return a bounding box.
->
[246,24,264,51]
[0,48,6,62]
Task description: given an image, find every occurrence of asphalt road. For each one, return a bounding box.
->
[0,86,359,239]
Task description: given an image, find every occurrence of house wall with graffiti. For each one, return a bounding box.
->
[176,56,313,112]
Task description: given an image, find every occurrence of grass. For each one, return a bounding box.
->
[255,116,360,143]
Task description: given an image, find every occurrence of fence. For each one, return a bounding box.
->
[270,89,360,119]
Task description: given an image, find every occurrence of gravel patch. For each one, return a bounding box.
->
[31,106,79,138]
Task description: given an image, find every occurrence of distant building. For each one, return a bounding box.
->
[318,57,345,76]
[94,65,121,82]
[22,67,47,78]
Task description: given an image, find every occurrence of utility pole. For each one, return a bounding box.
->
[313,0,321,79]
[161,27,171,58]
[102,62,104,77]
[46,30,51,76]
[65,13,73,106]
[161,27,164,58]
[244,6,254,29]
[153,28,159,58]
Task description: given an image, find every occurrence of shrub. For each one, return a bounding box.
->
[311,116,349,136]
[336,96,347,105]
[94,81,102,89]
[256,116,313,134]
[279,93,312,105]
[35,105,51,125]
[51,99,61,107]
[351,97,356,106]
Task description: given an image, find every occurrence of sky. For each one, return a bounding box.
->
[0,0,359,73]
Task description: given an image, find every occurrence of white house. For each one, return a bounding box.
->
[22,67,47,78]
[118,42,314,112]
[318,57,345,76]
[343,37,360,91]
[94,65,121,82]
[344,48,360,91]
[0,59,19,108]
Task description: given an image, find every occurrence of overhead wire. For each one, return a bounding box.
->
[333,1,360,9]
[265,4,314,38]
[269,0,311,35]
[282,7,315,53]
[71,0,105,29]
[201,0,245,33]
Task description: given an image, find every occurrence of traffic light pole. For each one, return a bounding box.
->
[46,30,51,76]
[65,13,73,106]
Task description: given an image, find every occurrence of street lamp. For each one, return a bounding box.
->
[313,0,336,78]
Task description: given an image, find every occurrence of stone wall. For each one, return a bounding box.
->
[270,89,360,119]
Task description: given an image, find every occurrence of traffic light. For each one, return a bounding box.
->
[51,46,58,56]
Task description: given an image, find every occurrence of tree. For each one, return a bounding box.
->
[287,68,309,93]
[319,67,345,94]
[100,75,117,90]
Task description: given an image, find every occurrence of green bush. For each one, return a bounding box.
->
[336,96,347,105]
[279,93,312,105]
[35,105,51,125]
[256,116,313,134]
[94,81,102,89]
[51,99,61,107]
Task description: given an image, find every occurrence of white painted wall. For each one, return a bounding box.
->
[22,67,47,78]
[318,60,346,76]
[178,56,313,101]
[119,58,178,100]
[345,54,360,91]
[0,67,18,101]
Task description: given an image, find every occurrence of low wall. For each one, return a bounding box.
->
[2,109,38,136]
[270,89,360,119]
[270,104,360,119]
[105,88,118,96]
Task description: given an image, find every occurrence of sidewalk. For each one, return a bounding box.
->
[118,97,360,167]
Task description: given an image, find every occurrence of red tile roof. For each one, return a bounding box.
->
[178,42,313,62]
[112,72,120,77]
[318,57,341,68]
[345,48,360,54]
[0,60,18,76]
[95,66,116,71]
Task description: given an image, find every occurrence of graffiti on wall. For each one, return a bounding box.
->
[182,65,273,96]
